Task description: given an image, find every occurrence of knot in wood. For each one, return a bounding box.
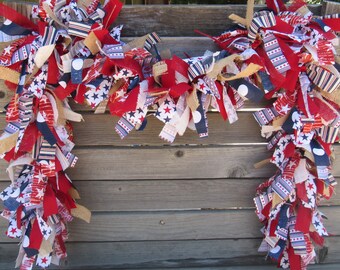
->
[175,150,184,158]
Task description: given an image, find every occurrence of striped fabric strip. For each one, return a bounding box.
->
[115,116,135,139]
[278,11,310,26]
[16,60,27,95]
[0,37,27,66]
[263,33,290,74]
[4,122,20,135]
[253,107,279,126]
[232,88,244,110]
[15,93,34,152]
[102,44,124,59]
[41,25,58,46]
[38,140,56,161]
[272,175,294,200]
[307,64,340,93]
[144,32,161,52]
[248,11,276,42]
[317,126,339,144]
[64,151,78,168]
[267,131,284,150]
[254,193,272,216]
[288,216,307,255]
[290,230,307,255]
[316,40,335,65]
[322,13,340,19]
[87,0,100,15]
[0,31,25,42]
[68,21,92,38]
[188,61,206,82]
[10,44,30,65]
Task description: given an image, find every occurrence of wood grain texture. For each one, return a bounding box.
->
[322,1,340,15]
[1,145,339,181]
[0,3,322,36]
[0,112,265,146]
[71,112,265,146]
[1,237,340,269]
[0,145,274,181]
[2,178,339,211]
[114,5,322,36]
[1,207,340,243]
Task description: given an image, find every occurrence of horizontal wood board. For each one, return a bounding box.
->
[0,112,266,146]
[0,179,338,211]
[1,207,340,243]
[1,3,323,36]
[1,238,340,269]
[2,145,339,181]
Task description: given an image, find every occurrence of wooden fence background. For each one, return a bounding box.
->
[0,2,340,269]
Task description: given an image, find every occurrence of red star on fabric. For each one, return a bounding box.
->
[164,106,171,113]
[41,257,48,264]
[307,183,314,190]
[199,83,205,90]
[139,116,144,122]
[10,227,17,234]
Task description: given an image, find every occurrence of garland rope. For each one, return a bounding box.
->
[0,0,339,269]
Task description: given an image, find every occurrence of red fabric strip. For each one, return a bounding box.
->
[103,0,123,29]
[169,83,191,98]
[215,81,228,121]
[109,85,140,117]
[295,205,312,233]
[54,82,78,100]
[0,3,38,31]
[28,219,43,250]
[323,18,340,31]
[288,245,302,270]
[43,184,58,218]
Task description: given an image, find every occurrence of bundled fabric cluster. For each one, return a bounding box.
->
[206,0,340,269]
[0,0,339,269]
[0,0,265,268]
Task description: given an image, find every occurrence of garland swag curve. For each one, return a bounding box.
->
[0,0,339,269]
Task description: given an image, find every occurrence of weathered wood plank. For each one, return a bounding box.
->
[2,179,338,211]
[1,237,340,269]
[0,239,272,269]
[322,1,340,15]
[72,112,265,146]
[1,145,339,181]
[2,207,340,242]
[0,112,265,146]
[0,145,271,180]
[1,4,322,37]
[114,5,322,36]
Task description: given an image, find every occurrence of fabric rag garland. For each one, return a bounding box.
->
[0,0,339,269]
[0,0,263,269]
[207,0,340,269]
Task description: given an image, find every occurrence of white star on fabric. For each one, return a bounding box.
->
[3,46,12,55]
[279,104,290,114]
